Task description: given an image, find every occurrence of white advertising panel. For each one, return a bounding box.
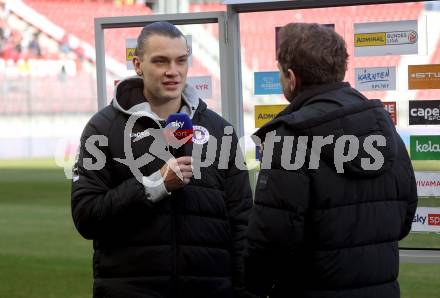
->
[355,67,396,91]
[354,20,418,56]
[415,171,440,197]
[412,207,440,232]
[187,76,212,99]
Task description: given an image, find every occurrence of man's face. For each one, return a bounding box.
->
[135,35,189,103]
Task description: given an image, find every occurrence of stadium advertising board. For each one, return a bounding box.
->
[412,207,440,232]
[409,100,440,125]
[382,101,397,125]
[187,76,212,99]
[415,172,440,197]
[408,64,440,90]
[254,71,282,95]
[410,135,440,160]
[126,38,137,70]
[255,104,287,161]
[354,20,418,56]
[355,67,396,91]
[255,104,287,128]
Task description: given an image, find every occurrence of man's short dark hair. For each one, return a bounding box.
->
[135,21,190,59]
[277,23,348,86]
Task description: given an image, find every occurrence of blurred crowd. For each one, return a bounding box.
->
[0,16,43,61]
[0,7,84,71]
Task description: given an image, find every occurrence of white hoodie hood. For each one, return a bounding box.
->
[112,75,200,121]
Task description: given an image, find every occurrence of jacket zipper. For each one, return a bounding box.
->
[158,119,178,296]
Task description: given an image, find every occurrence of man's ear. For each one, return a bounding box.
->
[287,68,296,90]
[133,56,142,76]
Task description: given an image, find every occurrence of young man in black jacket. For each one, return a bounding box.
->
[71,22,253,298]
[245,23,417,298]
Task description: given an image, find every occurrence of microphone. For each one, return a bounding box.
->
[165,113,193,157]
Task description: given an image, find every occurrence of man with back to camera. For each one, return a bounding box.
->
[245,23,417,298]
[71,21,253,298]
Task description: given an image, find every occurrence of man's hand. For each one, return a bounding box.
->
[160,156,193,191]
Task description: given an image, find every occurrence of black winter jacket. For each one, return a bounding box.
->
[245,82,417,298]
[71,77,253,298]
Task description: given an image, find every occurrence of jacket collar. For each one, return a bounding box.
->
[280,81,350,116]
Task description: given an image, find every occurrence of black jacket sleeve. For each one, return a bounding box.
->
[245,132,310,297]
[401,170,417,239]
[398,138,418,240]
[71,115,154,240]
[224,130,254,298]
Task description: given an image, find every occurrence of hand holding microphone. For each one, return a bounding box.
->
[160,113,194,191]
[160,156,192,191]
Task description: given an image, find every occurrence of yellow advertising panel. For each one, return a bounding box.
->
[125,38,137,70]
[354,32,386,47]
[126,48,136,61]
[255,104,288,128]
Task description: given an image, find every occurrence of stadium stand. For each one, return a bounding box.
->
[1,1,219,114]
[23,0,214,74]
[0,0,98,114]
[23,0,151,62]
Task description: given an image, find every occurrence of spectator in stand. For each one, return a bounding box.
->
[28,31,42,57]
[60,33,70,54]
[1,29,22,61]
